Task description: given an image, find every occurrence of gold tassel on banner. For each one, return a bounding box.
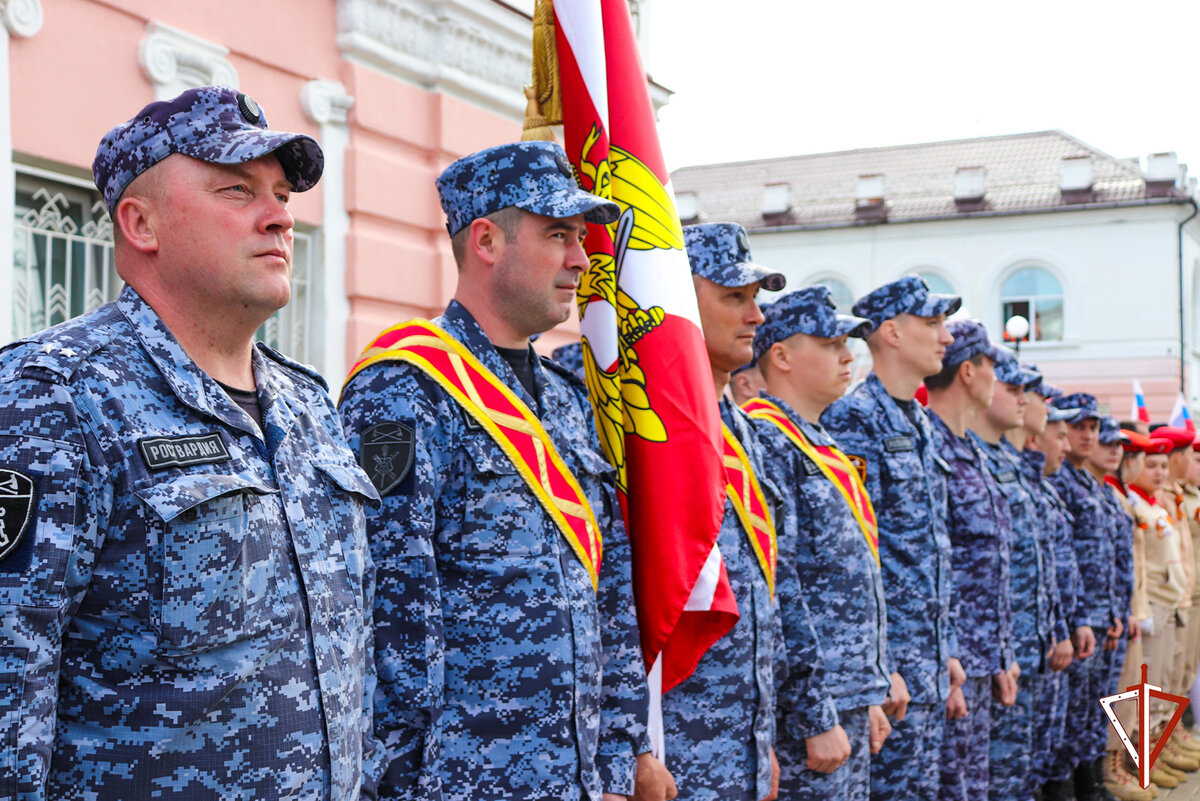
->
[522,0,562,142]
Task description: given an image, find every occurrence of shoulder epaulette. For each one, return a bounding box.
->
[257,342,330,392]
[539,354,586,389]
[14,329,111,385]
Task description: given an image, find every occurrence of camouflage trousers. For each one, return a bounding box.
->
[778,706,870,801]
[869,702,944,801]
[939,675,991,801]
[990,670,1042,801]
[1040,666,1072,783]
[1065,648,1108,770]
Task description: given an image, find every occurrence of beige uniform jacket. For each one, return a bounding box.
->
[1133,489,1187,609]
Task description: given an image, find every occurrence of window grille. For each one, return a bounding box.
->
[11,170,324,374]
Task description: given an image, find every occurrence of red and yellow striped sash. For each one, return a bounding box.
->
[344,319,602,589]
[721,423,777,596]
[742,397,880,564]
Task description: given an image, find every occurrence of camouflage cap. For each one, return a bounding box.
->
[683,223,786,291]
[436,141,619,236]
[1097,415,1130,445]
[93,86,324,212]
[852,276,962,330]
[993,349,1041,389]
[942,320,1003,370]
[1050,392,1100,424]
[753,285,872,362]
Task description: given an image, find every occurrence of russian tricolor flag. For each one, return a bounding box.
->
[1169,392,1195,432]
[1131,379,1150,424]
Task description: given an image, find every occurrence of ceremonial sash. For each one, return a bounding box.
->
[344,319,602,589]
[721,422,776,595]
[743,397,880,565]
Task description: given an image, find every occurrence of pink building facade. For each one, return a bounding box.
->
[2,0,578,384]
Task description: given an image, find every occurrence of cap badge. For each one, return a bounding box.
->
[236,93,261,124]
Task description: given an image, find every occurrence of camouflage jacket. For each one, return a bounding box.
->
[1020,449,1074,642]
[656,399,782,801]
[0,285,381,800]
[752,394,889,716]
[821,373,955,705]
[929,413,1013,678]
[974,436,1058,671]
[1049,461,1118,630]
[338,301,646,801]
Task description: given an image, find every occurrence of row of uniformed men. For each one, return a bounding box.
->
[5,82,1194,801]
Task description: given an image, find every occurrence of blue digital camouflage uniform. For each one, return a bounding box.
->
[339,302,646,801]
[0,286,381,800]
[822,374,954,801]
[754,397,888,801]
[929,410,1013,801]
[749,286,883,801]
[1095,417,1135,763]
[1021,447,1078,787]
[970,356,1053,801]
[656,398,784,801]
[1047,394,1116,775]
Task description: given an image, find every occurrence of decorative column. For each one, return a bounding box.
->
[0,0,43,345]
[138,22,237,99]
[300,79,354,382]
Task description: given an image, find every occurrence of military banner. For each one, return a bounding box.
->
[528,0,739,723]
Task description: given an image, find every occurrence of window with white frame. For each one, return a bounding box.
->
[13,169,117,340]
[1000,266,1063,343]
[12,167,324,373]
[912,270,956,297]
[806,275,855,311]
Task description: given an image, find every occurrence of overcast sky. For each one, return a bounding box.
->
[641,0,1200,176]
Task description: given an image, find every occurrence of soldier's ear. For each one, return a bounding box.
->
[115,195,159,255]
[768,342,790,373]
[467,217,503,266]
[876,319,901,348]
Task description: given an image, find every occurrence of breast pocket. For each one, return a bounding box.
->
[449,433,540,559]
[135,473,282,654]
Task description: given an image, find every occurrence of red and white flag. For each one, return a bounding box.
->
[547,0,739,749]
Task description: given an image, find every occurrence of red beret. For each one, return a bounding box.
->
[915,383,928,407]
[1152,426,1194,451]
[1121,430,1154,452]
[1193,434,1200,452]
[1145,437,1174,455]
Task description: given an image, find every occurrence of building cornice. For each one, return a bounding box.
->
[337,0,530,122]
[2,0,43,38]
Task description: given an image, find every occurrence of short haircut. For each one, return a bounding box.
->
[450,206,526,267]
[924,352,986,392]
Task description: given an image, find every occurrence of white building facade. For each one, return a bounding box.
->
[672,131,1200,419]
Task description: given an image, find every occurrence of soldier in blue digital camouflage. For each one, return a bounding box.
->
[1048,392,1120,801]
[681,222,793,801]
[1007,371,1080,801]
[0,85,383,799]
[968,352,1061,801]
[923,320,1016,801]
[748,286,892,801]
[820,276,958,801]
[338,141,672,801]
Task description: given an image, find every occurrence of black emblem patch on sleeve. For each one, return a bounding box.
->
[361,421,416,496]
[846,454,868,484]
[0,469,36,562]
[139,433,231,470]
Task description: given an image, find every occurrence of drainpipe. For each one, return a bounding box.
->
[1180,199,1198,395]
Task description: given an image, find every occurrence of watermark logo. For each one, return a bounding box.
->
[1101,664,1190,789]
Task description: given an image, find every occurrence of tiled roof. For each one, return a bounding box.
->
[670,130,1189,231]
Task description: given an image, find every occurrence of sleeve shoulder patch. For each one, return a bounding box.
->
[0,469,36,562]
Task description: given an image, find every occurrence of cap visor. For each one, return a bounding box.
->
[739,262,787,292]
[915,293,963,319]
[1047,407,1080,422]
[833,314,874,339]
[516,188,620,225]
[187,129,325,191]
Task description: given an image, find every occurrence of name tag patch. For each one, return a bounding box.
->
[883,436,914,453]
[995,469,1018,484]
[801,456,822,476]
[139,433,231,470]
